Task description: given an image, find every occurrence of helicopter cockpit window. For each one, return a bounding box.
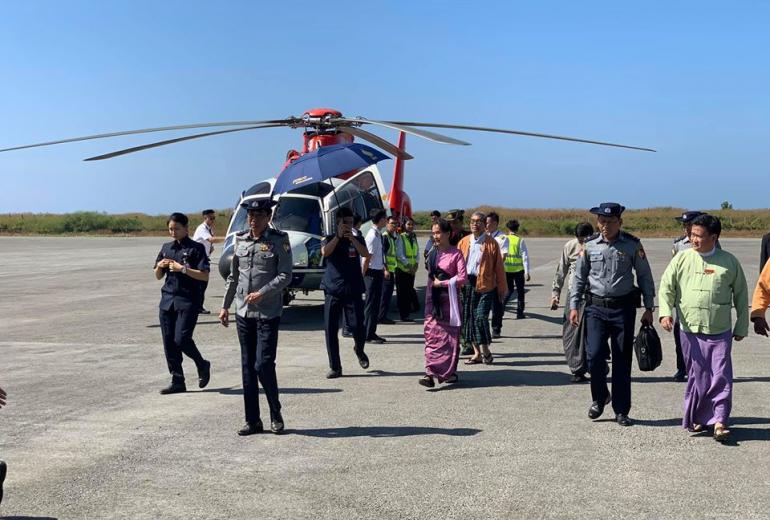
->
[243,182,271,197]
[273,197,323,236]
[350,171,382,221]
[231,207,248,233]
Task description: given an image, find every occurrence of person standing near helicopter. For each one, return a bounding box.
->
[153,212,212,395]
[219,199,292,436]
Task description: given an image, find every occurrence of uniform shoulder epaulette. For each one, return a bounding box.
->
[235,230,249,237]
[585,232,600,242]
[268,228,288,238]
[673,234,687,244]
[621,231,640,243]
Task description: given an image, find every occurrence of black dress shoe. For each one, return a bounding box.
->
[0,459,6,505]
[326,369,342,379]
[367,334,387,344]
[159,383,187,395]
[673,370,687,382]
[492,328,501,339]
[270,412,285,434]
[516,313,526,319]
[237,421,264,436]
[199,307,211,315]
[418,375,435,388]
[379,318,396,325]
[570,373,589,383]
[198,360,211,389]
[341,330,353,338]
[616,414,633,427]
[588,394,612,419]
[355,350,370,369]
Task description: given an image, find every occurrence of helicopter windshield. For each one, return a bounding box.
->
[231,206,249,233]
[273,196,323,236]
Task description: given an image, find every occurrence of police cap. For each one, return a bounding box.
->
[240,198,276,212]
[589,202,625,217]
[675,210,704,223]
[445,209,464,221]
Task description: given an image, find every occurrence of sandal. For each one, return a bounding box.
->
[691,424,704,433]
[418,375,435,388]
[482,352,494,365]
[464,357,482,365]
[714,423,731,442]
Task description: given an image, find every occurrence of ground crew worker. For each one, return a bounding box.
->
[570,202,655,427]
[379,216,399,324]
[396,217,420,322]
[321,207,371,378]
[504,219,530,319]
[363,209,388,344]
[219,199,292,436]
[154,212,212,395]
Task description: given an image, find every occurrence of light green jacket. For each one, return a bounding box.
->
[659,248,749,336]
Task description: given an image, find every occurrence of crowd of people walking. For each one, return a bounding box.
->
[146,202,770,444]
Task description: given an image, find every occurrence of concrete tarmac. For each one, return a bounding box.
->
[1,236,769,519]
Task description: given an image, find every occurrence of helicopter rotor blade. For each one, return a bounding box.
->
[337,127,413,160]
[83,125,284,161]
[0,119,298,154]
[333,117,471,146]
[382,121,656,152]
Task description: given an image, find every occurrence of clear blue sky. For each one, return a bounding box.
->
[1,1,768,214]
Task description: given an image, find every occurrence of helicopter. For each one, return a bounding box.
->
[0,107,655,303]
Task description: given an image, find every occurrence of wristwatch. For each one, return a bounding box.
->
[182,266,188,274]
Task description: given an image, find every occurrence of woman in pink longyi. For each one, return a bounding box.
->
[419,219,467,388]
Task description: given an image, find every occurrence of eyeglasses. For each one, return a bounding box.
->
[470,219,484,224]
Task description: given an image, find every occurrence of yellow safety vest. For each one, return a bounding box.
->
[505,234,524,273]
[384,233,398,272]
[397,233,418,272]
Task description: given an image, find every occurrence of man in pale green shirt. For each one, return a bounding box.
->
[658,214,748,442]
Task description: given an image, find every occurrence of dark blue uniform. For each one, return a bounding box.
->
[321,233,367,373]
[155,237,210,386]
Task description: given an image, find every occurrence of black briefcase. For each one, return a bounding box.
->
[633,324,662,371]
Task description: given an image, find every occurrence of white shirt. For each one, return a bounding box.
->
[193,222,214,256]
[488,229,508,255]
[364,227,385,270]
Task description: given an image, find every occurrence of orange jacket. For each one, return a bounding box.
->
[458,234,507,300]
[751,260,770,318]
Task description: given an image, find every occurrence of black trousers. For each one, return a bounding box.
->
[159,305,206,385]
[379,274,395,321]
[200,280,208,310]
[584,304,636,415]
[395,269,419,320]
[673,319,686,372]
[504,271,526,315]
[235,315,281,424]
[324,291,366,371]
[364,269,384,339]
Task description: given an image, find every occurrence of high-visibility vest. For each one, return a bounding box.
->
[384,233,398,272]
[397,233,418,272]
[505,234,524,273]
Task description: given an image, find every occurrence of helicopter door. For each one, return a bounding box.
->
[322,169,386,235]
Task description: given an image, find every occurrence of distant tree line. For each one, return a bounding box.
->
[1,206,768,236]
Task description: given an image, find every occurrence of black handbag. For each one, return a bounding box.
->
[633,324,662,371]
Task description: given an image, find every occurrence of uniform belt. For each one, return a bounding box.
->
[587,292,634,308]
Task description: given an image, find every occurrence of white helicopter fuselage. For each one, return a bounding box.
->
[218,166,388,299]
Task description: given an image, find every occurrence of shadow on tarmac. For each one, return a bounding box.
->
[492,352,564,359]
[291,426,481,438]
[200,387,342,395]
[633,416,770,444]
[522,312,563,325]
[0,517,58,519]
[342,370,425,378]
[457,368,571,388]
